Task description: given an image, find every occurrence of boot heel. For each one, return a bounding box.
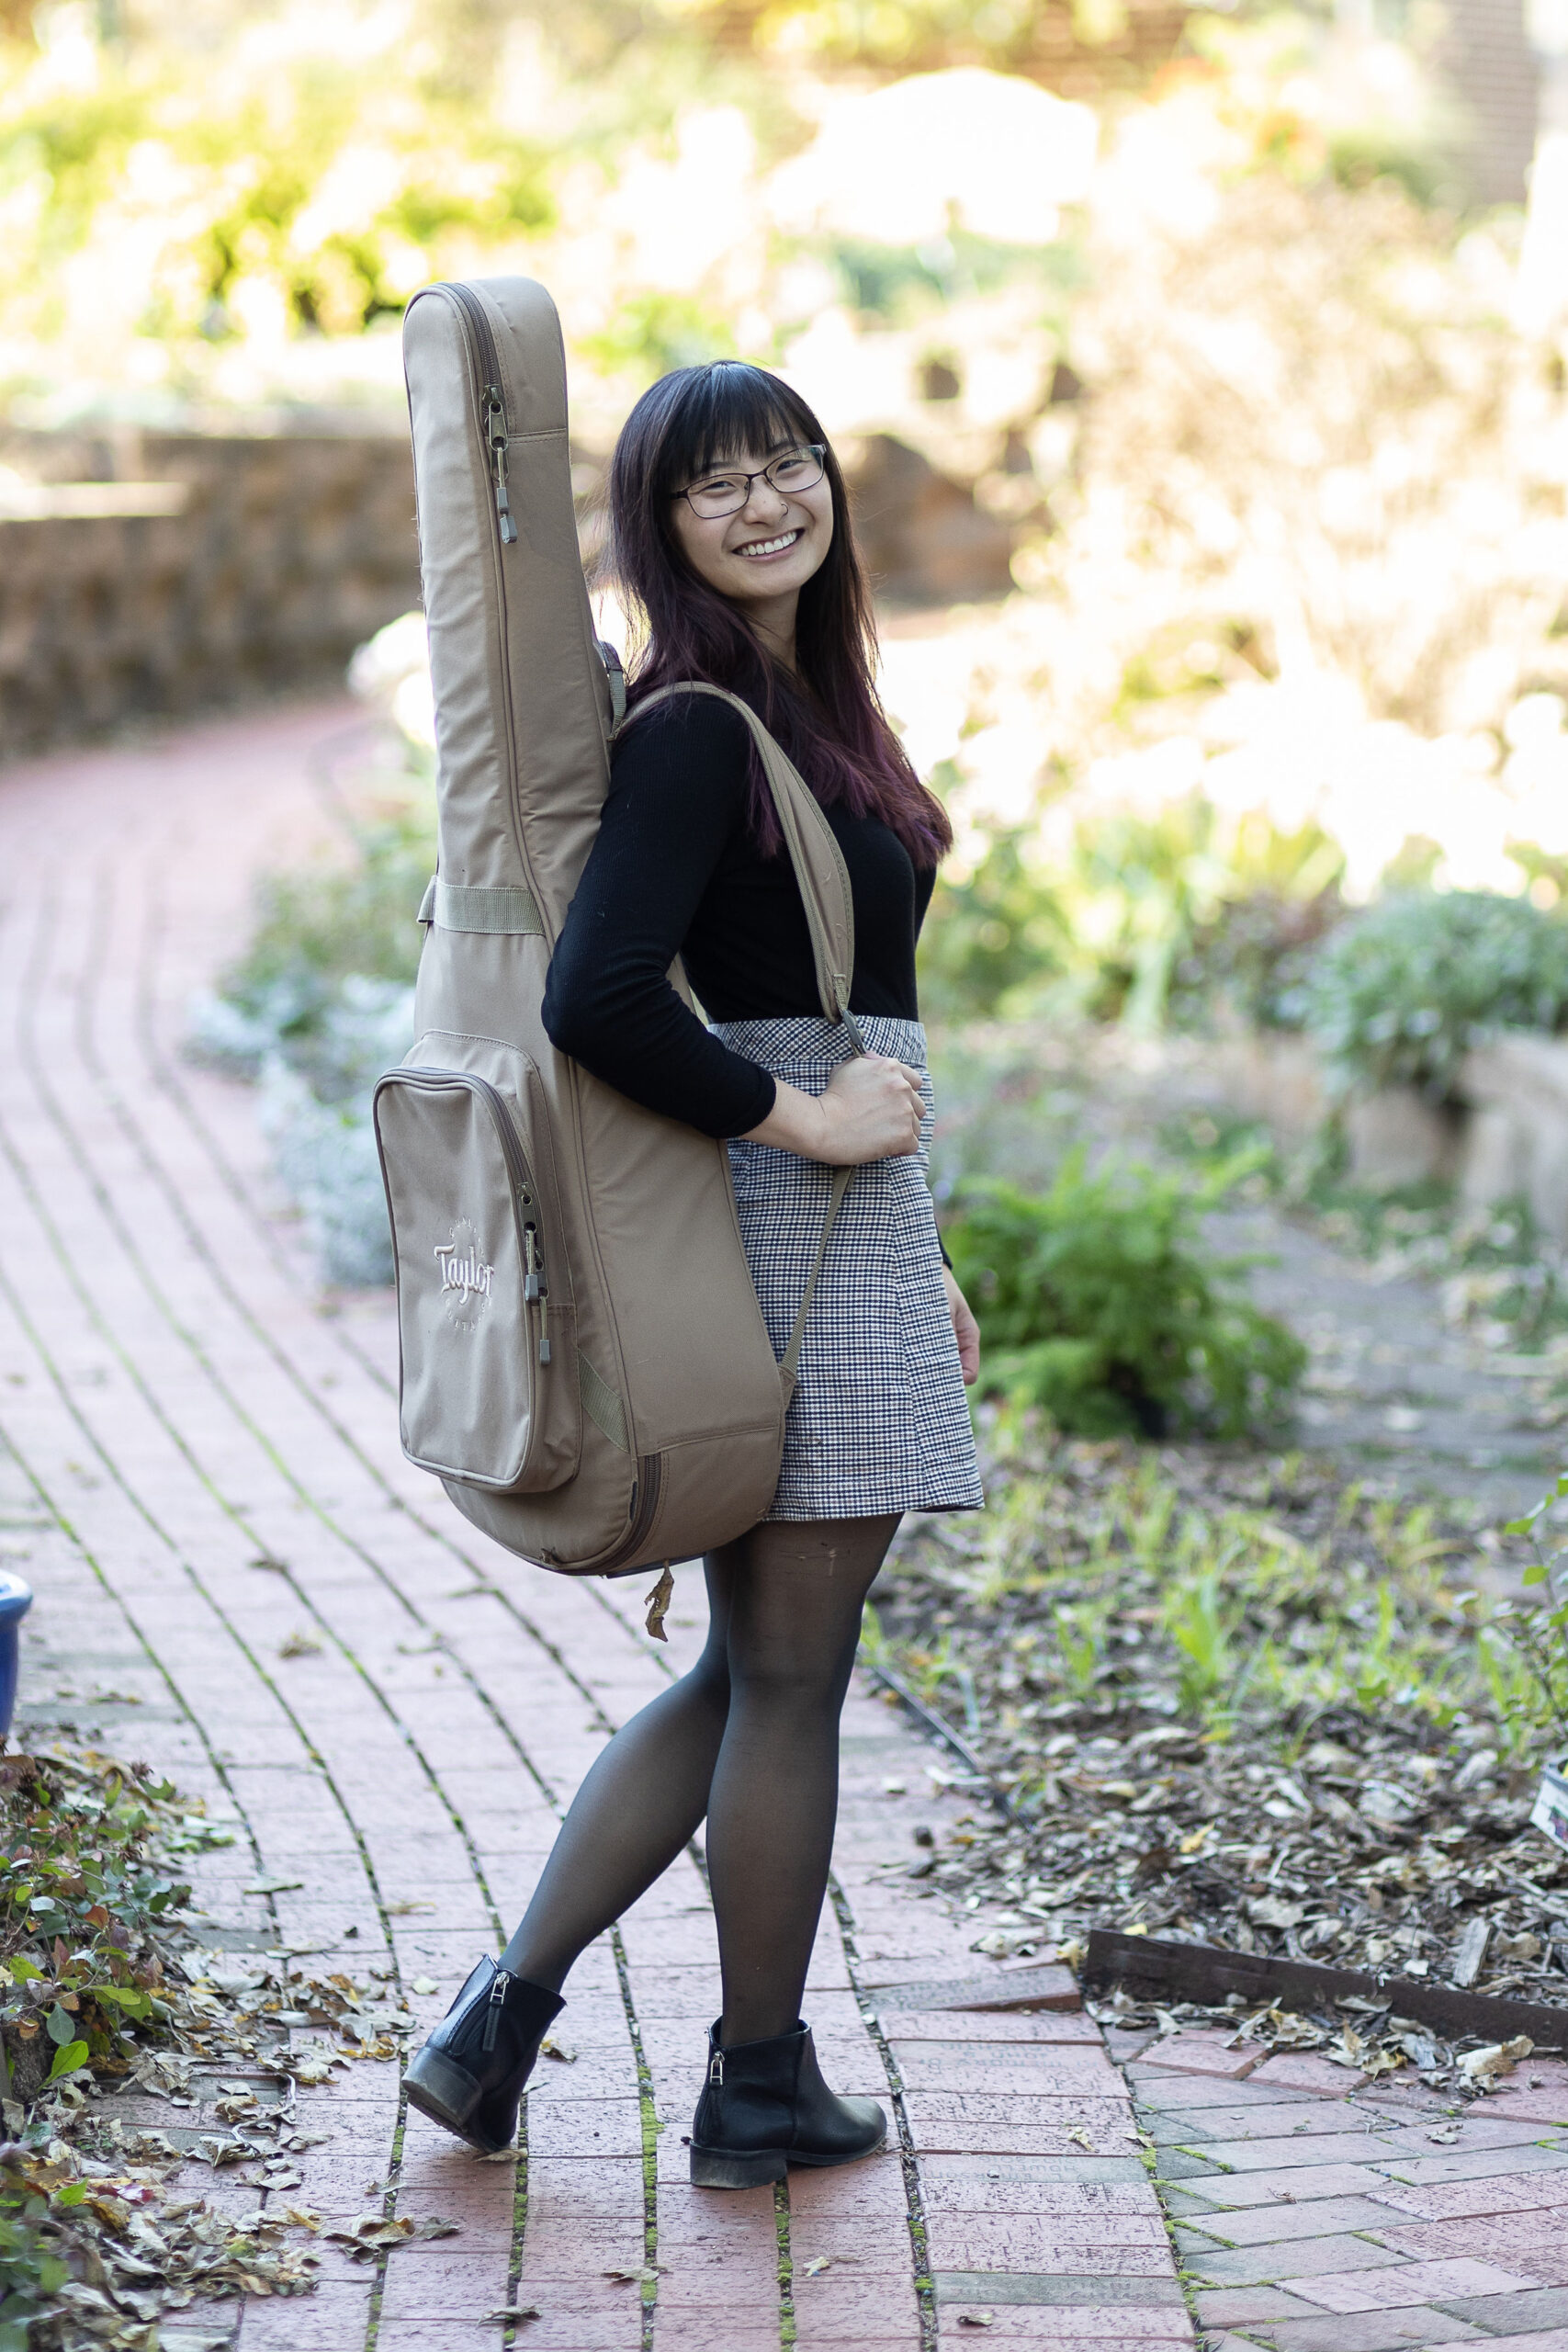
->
[689,2141,788,2190]
[405,2044,481,2132]
[403,1959,564,2155]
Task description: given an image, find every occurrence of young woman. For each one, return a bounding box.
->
[405,359,984,2191]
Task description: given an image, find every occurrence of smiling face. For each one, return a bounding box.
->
[669,439,835,660]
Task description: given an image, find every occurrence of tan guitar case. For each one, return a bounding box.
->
[373,277,861,1578]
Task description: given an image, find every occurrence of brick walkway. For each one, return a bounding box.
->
[1111,2027,1568,2351]
[0,706,1190,2351]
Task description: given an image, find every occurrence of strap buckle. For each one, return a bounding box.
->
[598,640,626,731]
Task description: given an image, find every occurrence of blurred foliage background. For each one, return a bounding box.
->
[23,0,1565,1417]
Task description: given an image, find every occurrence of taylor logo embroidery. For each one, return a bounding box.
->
[434,1220,493,1330]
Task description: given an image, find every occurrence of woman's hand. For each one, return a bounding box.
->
[742,1054,925,1164]
[943,1268,980,1385]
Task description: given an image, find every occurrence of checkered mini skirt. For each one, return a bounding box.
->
[714,1014,986,1522]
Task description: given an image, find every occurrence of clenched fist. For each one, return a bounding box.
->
[743,1053,925,1165]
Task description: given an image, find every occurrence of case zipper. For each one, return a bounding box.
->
[594,1451,663,1576]
[448,282,516,545]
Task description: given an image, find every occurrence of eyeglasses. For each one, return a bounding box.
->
[676,445,827,520]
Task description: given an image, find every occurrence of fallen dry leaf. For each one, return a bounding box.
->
[290,2056,337,2086]
[324,2213,460,2256]
[1460,2034,1533,2084]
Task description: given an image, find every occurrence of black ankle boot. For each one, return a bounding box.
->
[404,1957,563,2154]
[688,2018,886,2189]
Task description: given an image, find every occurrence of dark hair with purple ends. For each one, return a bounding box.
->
[604,360,952,867]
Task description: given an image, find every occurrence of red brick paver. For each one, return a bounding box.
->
[0,706,1192,2348]
[1136,2027,1568,2349]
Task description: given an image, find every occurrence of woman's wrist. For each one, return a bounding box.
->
[740,1079,827,1157]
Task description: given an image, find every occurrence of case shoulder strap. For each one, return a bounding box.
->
[621,682,862,1046]
[620,681,871,1402]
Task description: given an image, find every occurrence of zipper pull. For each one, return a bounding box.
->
[482,1966,513,2052]
[486,390,517,545]
[708,2046,724,2086]
[525,1226,550,1362]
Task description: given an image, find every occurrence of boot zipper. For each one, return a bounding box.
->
[448,282,517,545]
[708,2048,724,2086]
[482,1966,513,2052]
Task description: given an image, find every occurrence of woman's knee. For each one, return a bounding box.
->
[725,1621,859,1717]
[718,1513,894,1713]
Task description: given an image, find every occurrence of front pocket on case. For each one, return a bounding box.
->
[373,1065,580,1491]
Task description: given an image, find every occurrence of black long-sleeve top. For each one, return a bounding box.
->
[542,694,936,1137]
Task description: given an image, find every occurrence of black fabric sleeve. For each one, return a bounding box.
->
[541,701,778,1139]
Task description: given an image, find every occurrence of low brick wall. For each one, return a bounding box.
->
[0,421,421,754]
[0,417,1019,755]
[1197,1024,1568,1244]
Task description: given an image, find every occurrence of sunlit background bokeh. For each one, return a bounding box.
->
[6,0,1568,1016]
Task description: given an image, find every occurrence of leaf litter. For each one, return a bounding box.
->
[0,1736,436,2347]
[871,1419,1568,2091]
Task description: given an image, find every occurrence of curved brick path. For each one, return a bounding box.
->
[0,705,1187,2352]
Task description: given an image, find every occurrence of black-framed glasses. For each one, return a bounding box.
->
[676,445,827,520]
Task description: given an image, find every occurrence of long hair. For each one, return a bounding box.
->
[604,361,952,867]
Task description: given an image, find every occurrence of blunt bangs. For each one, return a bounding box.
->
[655,363,823,492]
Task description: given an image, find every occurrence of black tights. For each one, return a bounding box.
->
[500,1514,898,2046]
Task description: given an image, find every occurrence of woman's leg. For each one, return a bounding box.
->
[497,1514,897,2015]
[705,1515,899,2046]
[498,1592,735,1987]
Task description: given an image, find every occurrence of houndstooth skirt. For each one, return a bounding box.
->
[715,1014,985,1521]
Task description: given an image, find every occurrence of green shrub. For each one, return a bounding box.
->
[917,825,1067,1023]
[1060,797,1343,1034]
[226,797,435,1010]
[944,1152,1305,1439]
[918,795,1343,1030]
[1302,888,1568,1102]
[0,2169,63,2352]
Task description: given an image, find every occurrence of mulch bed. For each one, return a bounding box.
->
[872,1421,1568,2087]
